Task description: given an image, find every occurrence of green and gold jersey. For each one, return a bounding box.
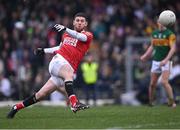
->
[151,29,176,61]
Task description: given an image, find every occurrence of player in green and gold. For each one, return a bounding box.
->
[140,12,176,108]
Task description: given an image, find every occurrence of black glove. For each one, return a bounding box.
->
[53,24,66,33]
[34,48,45,56]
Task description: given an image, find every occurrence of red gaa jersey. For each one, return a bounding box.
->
[55,31,93,72]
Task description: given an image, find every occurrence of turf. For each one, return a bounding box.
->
[0,105,180,129]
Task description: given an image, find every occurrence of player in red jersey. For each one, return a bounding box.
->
[7,13,93,118]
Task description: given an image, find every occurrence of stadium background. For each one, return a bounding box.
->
[0,0,179,105]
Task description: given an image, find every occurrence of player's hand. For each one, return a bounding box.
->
[53,24,66,32]
[34,48,45,56]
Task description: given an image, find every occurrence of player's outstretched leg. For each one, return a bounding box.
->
[7,94,38,119]
[7,105,18,119]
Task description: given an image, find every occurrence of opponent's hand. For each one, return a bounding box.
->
[34,48,45,56]
[140,55,147,62]
[160,59,168,66]
[53,24,66,32]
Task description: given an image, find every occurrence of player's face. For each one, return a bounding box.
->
[73,16,87,32]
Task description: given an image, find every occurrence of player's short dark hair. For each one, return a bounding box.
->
[74,12,88,21]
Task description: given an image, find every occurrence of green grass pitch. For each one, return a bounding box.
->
[0,105,180,129]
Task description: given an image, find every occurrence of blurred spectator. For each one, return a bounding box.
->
[0,74,11,100]
[169,57,180,101]
[0,58,4,74]
[97,61,114,99]
[81,53,99,105]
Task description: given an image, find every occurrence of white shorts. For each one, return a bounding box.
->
[151,60,172,73]
[48,54,74,87]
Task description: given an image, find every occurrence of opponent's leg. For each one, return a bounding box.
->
[148,73,160,106]
[161,70,176,108]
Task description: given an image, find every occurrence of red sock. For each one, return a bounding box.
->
[14,102,25,110]
[69,95,78,107]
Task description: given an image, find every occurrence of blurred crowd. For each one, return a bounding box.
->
[0,0,180,104]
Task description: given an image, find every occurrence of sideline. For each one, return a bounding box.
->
[0,99,114,107]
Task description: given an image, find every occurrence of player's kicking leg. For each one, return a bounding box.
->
[7,79,57,118]
[51,75,89,113]
[65,81,90,113]
[71,101,89,113]
[57,89,89,113]
[59,64,89,113]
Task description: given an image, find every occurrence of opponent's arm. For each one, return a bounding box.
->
[53,24,87,42]
[160,34,176,66]
[140,41,153,62]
